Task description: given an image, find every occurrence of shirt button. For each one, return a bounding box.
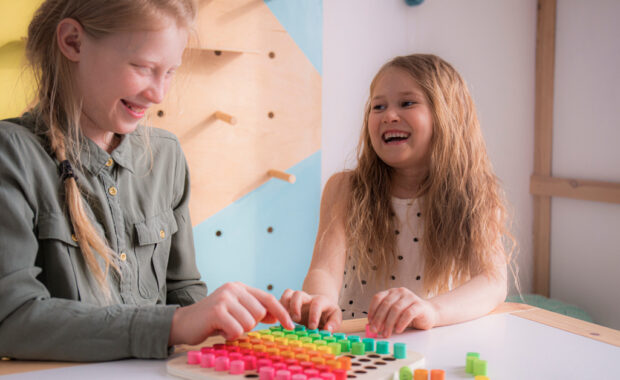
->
[105,158,114,167]
[159,230,166,239]
[108,186,117,196]
[120,252,127,261]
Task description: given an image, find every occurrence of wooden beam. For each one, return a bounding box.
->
[532,0,557,297]
[531,175,620,204]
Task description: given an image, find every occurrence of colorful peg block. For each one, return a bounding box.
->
[365,324,378,338]
[473,359,487,376]
[465,352,480,374]
[362,338,375,352]
[413,368,428,380]
[394,343,407,359]
[351,342,365,355]
[376,341,390,354]
[430,369,445,380]
[187,350,201,364]
[399,366,413,380]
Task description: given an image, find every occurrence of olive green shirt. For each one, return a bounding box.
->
[0,113,207,361]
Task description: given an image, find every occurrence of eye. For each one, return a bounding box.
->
[401,101,416,107]
[372,104,386,111]
[130,63,150,74]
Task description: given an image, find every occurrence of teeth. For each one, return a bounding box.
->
[383,131,410,141]
[123,100,144,112]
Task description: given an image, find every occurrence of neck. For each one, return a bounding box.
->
[80,114,121,154]
[390,166,428,199]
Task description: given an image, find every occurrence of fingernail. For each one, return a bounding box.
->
[325,324,332,332]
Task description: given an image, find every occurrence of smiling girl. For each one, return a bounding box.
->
[281,54,515,337]
[0,0,292,361]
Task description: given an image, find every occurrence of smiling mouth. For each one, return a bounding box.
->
[382,131,411,143]
[121,99,146,114]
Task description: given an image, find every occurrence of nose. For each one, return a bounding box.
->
[144,75,167,104]
[382,107,400,123]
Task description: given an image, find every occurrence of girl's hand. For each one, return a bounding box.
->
[280,289,342,332]
[368,287,439,337]
[169,282,295,346]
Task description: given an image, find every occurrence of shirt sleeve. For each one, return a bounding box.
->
[165,137,207,306]
[0,127,177,361]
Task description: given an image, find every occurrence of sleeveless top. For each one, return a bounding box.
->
[338,197,429,320]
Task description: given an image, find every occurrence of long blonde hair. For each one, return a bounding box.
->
[25,0,196,293]
[346,54,516,295]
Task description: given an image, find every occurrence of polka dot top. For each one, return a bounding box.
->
[338,197,427,320]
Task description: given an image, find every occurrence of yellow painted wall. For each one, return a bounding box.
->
[0,0,41,119]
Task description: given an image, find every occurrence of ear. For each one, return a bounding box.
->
[57,18,84,62]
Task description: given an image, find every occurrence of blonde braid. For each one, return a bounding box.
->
[47,124,118,297]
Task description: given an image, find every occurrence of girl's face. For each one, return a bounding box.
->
[368,67,434,171]
[73,19,187,147]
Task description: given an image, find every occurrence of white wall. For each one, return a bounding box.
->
[323,0,537,294]
[550,0,620,330]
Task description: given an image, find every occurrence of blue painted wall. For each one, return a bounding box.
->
[194,151,321,297]
[264,0,323,75]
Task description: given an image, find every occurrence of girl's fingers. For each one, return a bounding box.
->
[322,307,342,332]
[395,304,420,334]
[290,291,310,321]
[226,298,262,332]
[247,286,295,330]
[307,297,329,330]
[215,310,245,341]
[370,291,400,333]
[382,298,414,337]
[280,288,294,311]
[368,290,389,323]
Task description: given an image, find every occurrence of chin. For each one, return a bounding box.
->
[115,120,142,135]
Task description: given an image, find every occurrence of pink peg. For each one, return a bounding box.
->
[365,323,378,338]
[187,350,201,364]
[257,358,274,370]
[243,354,257,370]
[214,356,230,371]
[229,360,245,375]
[273,362,287,371]
[332,369,347,380]
[275,369,292,380]
[260,366,276,380]
[200,347,214,354]
[304,369,319,377]
[200,353,215,368]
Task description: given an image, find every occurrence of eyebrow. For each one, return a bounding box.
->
[371,91,423,101]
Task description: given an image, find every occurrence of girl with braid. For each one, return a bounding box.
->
[0,0,292,361]
[281,54,516,337]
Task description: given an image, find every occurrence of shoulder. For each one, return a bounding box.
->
[136,126,180,147]
[0,117,37,142]
[132,126,184,159]
[321,171,352,209]
[0,117,47,158]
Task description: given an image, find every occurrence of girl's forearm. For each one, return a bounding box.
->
[430,273,507,327]
[302,268,342,304]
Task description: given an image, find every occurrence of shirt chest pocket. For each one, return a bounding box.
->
[133,209,178,300]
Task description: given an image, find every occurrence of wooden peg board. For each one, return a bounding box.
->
[167,350,425,380]
[148,0,321,225]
